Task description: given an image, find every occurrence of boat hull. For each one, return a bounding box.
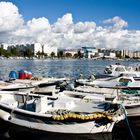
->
[0,119,113,140]
[2,114,115,134]
[114,115,140,139]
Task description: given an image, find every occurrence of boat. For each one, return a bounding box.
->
[0,91,125,135]
[64,87,140,139]
[112,90,140,139]
[75,74,140,90]
[103,63,140,77]
[73,85,140,116]
[113,89,140,116]
[0,80,35,91]
[74,86,117,101]
[0,77,69,95]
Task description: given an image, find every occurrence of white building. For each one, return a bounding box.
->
[133,51,140,58]
[121,50,133,58]
[33,43,43,54]
[43,44,57,56]
[104,52,116,59]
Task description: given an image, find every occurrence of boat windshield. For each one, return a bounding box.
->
[115,67,125,72]
[119,78,132,83]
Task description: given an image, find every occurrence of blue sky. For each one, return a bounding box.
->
[3,0,140,29]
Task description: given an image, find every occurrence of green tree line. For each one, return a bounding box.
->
[0,47,34,58]
[0,47,84,59]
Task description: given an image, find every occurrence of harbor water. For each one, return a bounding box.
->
[0,58,139,140]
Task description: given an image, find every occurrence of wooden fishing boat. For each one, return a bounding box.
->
[0,91,125,135]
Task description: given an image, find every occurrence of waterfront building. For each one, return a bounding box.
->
[63,49,78,57]
[121,50,134,58]
[104,52,116,59]
[82,47,98,58]
[133,51,140,58]
[33,43,43,55]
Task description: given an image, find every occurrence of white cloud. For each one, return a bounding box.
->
[0,2,140,51]
[52,13,73,33]
[103,16,128,30]
[0,2,23,32]
[74,21,96,33]
[27,17,51,33]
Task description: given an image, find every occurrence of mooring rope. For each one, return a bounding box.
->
[120,104,136,140]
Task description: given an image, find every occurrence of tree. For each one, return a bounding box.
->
[65,52,72,58]
[57,51,64,58]
[10,47,19,56]
[73,53,79,59]
[3,50,11,58]
[50,52,55,58]
[24,48,34,58]
[36,51,42,58]
[44,53,48,58]
[77,50,83,58]
[0,48,4,56]
[19,50,25,57]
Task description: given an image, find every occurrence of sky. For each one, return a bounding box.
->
[0,0,140,51]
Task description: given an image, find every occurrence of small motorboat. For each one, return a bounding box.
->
[104,63,140,77]
[75,75,140,90]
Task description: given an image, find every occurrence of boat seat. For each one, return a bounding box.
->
[23,99,36,112]
[35,96,50,113]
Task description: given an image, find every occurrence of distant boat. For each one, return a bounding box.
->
[0,91,125,135]
[103,63,140,77]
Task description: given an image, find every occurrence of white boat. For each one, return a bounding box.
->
[74,86,117,101]
[103,63,140,77]
[11,77,69,87]
[59,90,106,103]
[75,75,140,90]
[0,91,125,135]
[73,85,140,117]
[113,89,140,115]
[0,77,69,94]
[66,86,140,138]
[113,90,140,138]
[59,89,140,139]
[0,80,35,91]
